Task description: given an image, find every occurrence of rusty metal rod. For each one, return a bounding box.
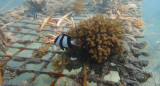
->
[8,45,58,53]
[5,66,121,85]
[0,54,51,63]
[29,53,56,84]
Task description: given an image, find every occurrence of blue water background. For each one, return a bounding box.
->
[142,0,160,85]
[0,0,24,13]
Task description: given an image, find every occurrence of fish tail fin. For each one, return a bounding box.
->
[71,39,77,46]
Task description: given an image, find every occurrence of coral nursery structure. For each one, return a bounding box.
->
[0,30,8,53]
[0,0,152,86]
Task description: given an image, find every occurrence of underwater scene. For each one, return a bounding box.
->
[0,0,159,86]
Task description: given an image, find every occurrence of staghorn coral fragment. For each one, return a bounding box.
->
[133,18,144,29]
[33,37,53,58]
[67,14,124,63]
[52,55,70,71]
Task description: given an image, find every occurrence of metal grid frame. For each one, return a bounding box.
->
[0,0,151,85]
[0,13,88,86]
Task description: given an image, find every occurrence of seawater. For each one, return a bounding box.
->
[0,0,160,86]
[142,0,160,85]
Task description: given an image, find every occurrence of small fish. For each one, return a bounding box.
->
[32,12,37,20]
[54,34,77,50]
[71,12,76,17]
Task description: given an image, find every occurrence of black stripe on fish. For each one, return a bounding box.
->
[66,34,72,48]
[59,34,65,50]
[54,34,61,44]
[54,34,73,50]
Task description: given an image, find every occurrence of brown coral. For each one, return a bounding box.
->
[67,14,124,63]
[71,0,84,14]
[52,55,70,71]
[33,37,53,58]
[133,18,145,29]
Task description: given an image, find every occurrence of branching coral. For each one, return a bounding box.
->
[133,18,145,29]
[71,0,84,14]
[33,37,53,58]
[52,55,70,71]
[67,14,124,63]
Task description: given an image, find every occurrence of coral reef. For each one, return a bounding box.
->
[52,55,70,71]
[133,18,145,29]
[33,37,53,58]
[23,0,47,13]
[0,0,152,85]
[45,0,74,14]
[87,0,109,13]
[23,0,76,14]
[71,0,84,14]
[67,14,124,63]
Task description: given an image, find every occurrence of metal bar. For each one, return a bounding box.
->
[29,52,56,84]
[0,54,51,63]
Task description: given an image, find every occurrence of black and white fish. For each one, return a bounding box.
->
[54,34,77,50]
[32,12,37,20]
[71,12,76,17]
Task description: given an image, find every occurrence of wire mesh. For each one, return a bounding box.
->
[0,10,86,85]
[0,0,152,86]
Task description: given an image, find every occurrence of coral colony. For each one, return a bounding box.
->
[0,0,151,86]
[66,14,124,63]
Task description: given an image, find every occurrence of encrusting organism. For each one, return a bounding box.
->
[52,55,70,71]
[33,37,53,58]
[66,14,124,63]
